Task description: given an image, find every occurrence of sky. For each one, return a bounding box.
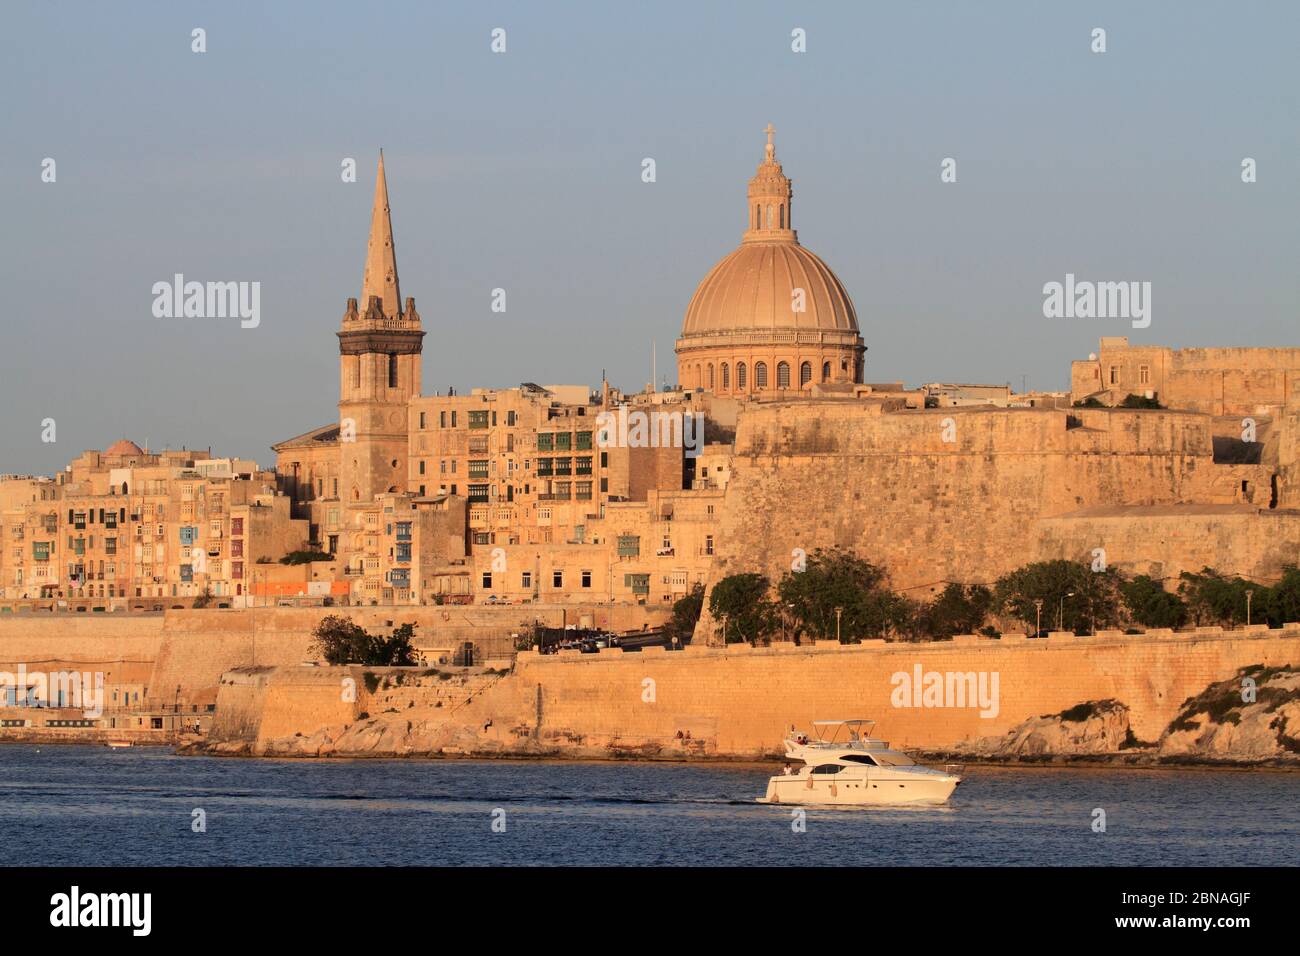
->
[1,1,1297,475]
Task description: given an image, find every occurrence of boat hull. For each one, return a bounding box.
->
[760,771,959,807]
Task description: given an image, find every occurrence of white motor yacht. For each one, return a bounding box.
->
[759,719,961,807]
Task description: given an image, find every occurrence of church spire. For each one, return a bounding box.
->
[744,123,796,243]
[361,150,402,317]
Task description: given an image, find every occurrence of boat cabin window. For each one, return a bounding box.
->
[810,764,844,775]
[873,753,916,767]
[839,754,880,766]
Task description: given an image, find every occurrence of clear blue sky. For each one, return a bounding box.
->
[2,1,1296,474]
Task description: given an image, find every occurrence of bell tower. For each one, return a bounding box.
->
[337,151,424,504]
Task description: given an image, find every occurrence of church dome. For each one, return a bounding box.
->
[105,439,144,456]
[682,241,858,335]
[675,126,865,394]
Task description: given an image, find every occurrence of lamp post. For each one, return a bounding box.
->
[834,606,844,644]
[720,612,729,647]
[1057,591,1075,633]
[1246,589,1253,627]
[1033,598,1044,638]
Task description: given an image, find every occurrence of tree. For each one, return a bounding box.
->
[995,559,1123,635]
[708,574,774,644]
[1119,393,1162,409]
[913,584,993,640]
[1121,575,1187,629]
[663,584,704,646]
[280,550,333,565]
[1262,566,1300,627]
[1177,568,1253,627]
[310,615,419,666]
[777,549,913,642]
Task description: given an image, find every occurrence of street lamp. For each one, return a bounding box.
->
[834,606,844,644]
[1033,598,1044,638]
[1057,591,1076,633]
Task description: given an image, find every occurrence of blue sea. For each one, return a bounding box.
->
[0,745,1295,866]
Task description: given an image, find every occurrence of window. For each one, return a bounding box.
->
[469,460,489,479]
[552,570,563,588]
[737,362,747,390]
[1109,366,1119,386]
[800,361,812,387]
[469,410,489,429]
[839,754,880,766]
[707,364,714,389]
[755,362,768,389]
[575,431,592,450]
[777,361,790,388]
[721,363,730,390]
[705,535,714,556]
[419,411,426,429]
[625,573,650,594]
[581,570,592,588]
[537,433,553,451]
[555,432,572,451]
[1139,365,1150,385]
[822,361,831,383]
[388,353,398,388]
[617,535,640,557]
[521,571,532,588]
[481,572,493,589]
[468,484,489,503]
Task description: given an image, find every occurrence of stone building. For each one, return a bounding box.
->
[272,155,710,607]
[0,443,306,606]
[1072,336,1300,415]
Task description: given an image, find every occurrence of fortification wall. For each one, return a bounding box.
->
[697,403,1299,640]
[209,626,1300,759]
[502,628,1300,754]
[0,602,666,712]
[0,614,165,669]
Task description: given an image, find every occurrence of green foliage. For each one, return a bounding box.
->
[663,583,705,646]
[310,615,419,666]
[1072,396,1105,408]
[994,559,1123,635]
[913,584,992,640]
[777,549,913,642]
[1119,393,1162,409]
[1262,566,1300,627]
[1121,574,1188,629]
[1177,568,1255,627]
[280,550,333,565]
[708,573,774,644]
